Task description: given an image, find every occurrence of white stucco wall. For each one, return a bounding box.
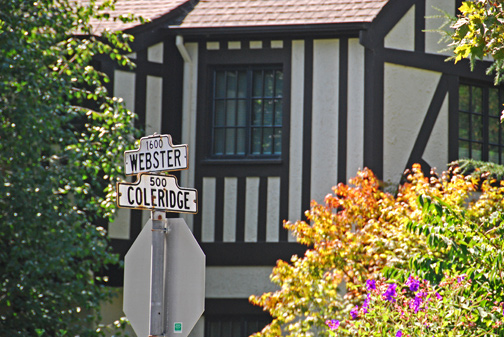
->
[245,177,260,242]
[346,38,365,181]
[423,94,449,173]
[206,266,277,298]
[180,42,199,230]
[288,40,305,231]
[147,42,164,63]
[311,39,339,203]
[385,5,415,51]
[108,70,136,240]
[425,0,455,56]
[223,177,238,242]
[145,75,163,136]
[201,177,216,242]
[383,63,444,185]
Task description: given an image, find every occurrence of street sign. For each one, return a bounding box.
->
[123,218,205,337]
[118,134,204,337]
[117,173,197,213]
[124,134,188,175]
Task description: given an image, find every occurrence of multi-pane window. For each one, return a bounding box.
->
[211,67,283,158]
[458,83,504,163]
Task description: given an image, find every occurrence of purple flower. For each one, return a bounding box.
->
[405,276,420,292]
[411,294,423,313]
[326,319,340,331]
[396,330,402,337]
[362,293,370,314]
[350,306,359,319]
[383,283,397,302]
[366,279,376,290]
[457,276,465,283]
[435,292,442,300]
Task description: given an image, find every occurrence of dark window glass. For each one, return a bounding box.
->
[211,67,283,158]
[205,315,271,337]
[458,83,504,163]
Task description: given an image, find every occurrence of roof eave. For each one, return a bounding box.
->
[164,22,371,40]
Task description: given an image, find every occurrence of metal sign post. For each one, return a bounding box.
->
[150,211,166,337]
[118,134,204,337]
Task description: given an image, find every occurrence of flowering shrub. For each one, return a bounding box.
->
[250,164,504,337]
[326,275,504,336]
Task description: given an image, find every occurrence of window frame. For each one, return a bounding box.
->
[457,80,504,163]
[208,64,284,160]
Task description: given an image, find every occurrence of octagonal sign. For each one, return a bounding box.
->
[123,218,205,337]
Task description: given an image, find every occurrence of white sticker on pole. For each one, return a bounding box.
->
[117,173,198,213]
[124,134,188,175]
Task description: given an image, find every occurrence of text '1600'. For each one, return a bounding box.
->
[124,134,188,175]
[117,174,197,213]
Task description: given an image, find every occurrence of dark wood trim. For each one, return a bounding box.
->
[130,210,143,244]
[338,38,349,183]
[455,0,464,15]
[279,39,292,242]
[360,0,415,49]
[162,36,184,143]
[193,41,207,241]
[214,177,225,242]
[448,75,460,162]
[202,242,307,266]
[363,46,384,179]
[205,48,286,65]
[235,177,246,242]
[134,49,147,132]
[198,164,284,178]
[257,177,268,242]
[205,299,269,316]
[301,38,314,214]
[382,49,494,82]
[414,0,425,53]
[168,23,365,41]
[405,74,448,171]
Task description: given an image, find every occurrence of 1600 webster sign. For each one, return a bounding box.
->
[117,173,197,213]
[124,134,188,175]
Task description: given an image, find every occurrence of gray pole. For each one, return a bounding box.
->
[150,211,166,336]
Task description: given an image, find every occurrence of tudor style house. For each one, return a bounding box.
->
[93,0,502,336]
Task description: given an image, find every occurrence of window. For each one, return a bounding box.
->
[205,315,271,337]
[211,67,283,158]
[458,83,504,163]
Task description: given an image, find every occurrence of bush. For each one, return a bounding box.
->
[251,164,504,336]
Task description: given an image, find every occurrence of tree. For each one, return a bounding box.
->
[0,0,138,335]
[448,0,504,85]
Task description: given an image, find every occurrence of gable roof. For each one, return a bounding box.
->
[85,0,389,33]
[178,0,389,28]
[82,0,189,33]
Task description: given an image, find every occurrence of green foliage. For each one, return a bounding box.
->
[397,194,504,327]
[0,0,139,335]
[451,158,504,181]
[335,275,504,336]
[252,164,504,337]
[446,0,504,85]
